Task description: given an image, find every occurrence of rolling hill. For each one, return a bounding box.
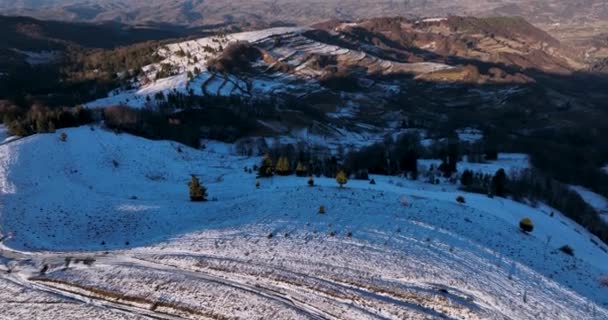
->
[0,126,607,319]
[82,16,597,149]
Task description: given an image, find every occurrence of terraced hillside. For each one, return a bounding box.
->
[82,16,596,149]
[88,17,584,106]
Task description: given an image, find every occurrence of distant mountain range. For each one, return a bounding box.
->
[2,0,607,28]
[3,0,607,62]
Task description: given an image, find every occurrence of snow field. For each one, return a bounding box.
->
[0,126,607,319]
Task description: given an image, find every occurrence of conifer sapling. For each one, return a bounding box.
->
[336,170,348,188]
[276,156,291,176]
[296,162,307,177]
[188,175,207,202]
[318,205,326,214]
[258,154,274,177]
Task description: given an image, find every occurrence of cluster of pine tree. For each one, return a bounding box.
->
[207,41,262,74]
[460,168,507,196]
[103,106,202,148]
[437,143,459,178]
[344,134,421,177]
[257,153,349,188]
[258,153,316,178]
[3,104,93,137]
[64,41,163,83]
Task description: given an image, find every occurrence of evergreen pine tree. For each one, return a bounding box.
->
[401,149,418,174]
[188,175,208,202]
[336,170,348,188]
[36,118,47,133]
[492,168,508,197]
[460,170,474,186]
[258,154,274,177]
[276,156,291,176]
[438,158,450,177]
[295,162,307,177]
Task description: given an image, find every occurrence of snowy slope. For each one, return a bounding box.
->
[570,185,608,223]
[1,127,607,319]
[0,125,8,145]
[570,186,608,212]
[86,27,306,108]
[0,124,18,144]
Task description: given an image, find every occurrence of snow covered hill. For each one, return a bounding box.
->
[84,16,580,112]
[85,26,453,109]
[1,127,607,319]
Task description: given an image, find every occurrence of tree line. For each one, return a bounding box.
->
[1,101,93,137]
[253,134,608,245]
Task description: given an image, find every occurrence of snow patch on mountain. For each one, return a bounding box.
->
[12,49,62,65]
[456,127,484,142]
[418,17,448,23]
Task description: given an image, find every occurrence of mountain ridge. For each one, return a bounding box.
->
[3,0,607,26]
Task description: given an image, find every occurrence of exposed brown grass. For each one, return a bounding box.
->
[29,277,235,320]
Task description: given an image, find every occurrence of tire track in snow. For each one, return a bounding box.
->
[2,272,183,320]
[0,245,185,319]
[132,252,470,319]
[112,256,335,320]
